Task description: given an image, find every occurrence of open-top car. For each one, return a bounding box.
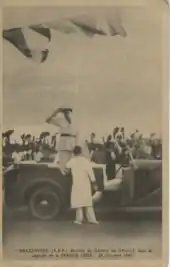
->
[3,158,162,220]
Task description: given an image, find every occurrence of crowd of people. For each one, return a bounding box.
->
[2,127,162,167]
[89,130,162,161]
[88,129,162,180]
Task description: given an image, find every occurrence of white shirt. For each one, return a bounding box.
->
[66,155,96,208]
[66,156,96,183]
[12,152,21,164]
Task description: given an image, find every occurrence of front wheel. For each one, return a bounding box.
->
[28,186,62,220]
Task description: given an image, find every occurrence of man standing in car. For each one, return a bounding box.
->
[46,107,78,173]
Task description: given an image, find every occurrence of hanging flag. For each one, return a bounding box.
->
[3,28,32,58]
[107,21,127,37]
[45,20,78,34]
[3,27,50,63]
[70,14,107,37]
[3,10,127,63]
[105,11,127,37]
[29,24,51,41]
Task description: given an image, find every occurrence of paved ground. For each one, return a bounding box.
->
[3,208,162,260]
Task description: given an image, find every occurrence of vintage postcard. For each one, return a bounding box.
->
[1,0,169,266]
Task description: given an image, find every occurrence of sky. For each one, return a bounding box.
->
[2,2,167,139]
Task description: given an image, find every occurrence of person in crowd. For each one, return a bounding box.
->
[106,134,112,147]
[91,144,107,164]
[20,134,26,146]
[32,136,35,143]
[24,149,29,161]
[12,147,21,164]
[90,133,96,143]
[113,127,119,140]
[66,146,99,225]
[105,137,117,180]
[18,150,25,161]
[88,132,97,152]
[105,132,126,179]
[27,149,33,160]
[140,139,152,156]
[33,147,43,163]
[151,138,162,159]
[120,142,137,167]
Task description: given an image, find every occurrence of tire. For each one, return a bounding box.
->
[28,186,62,220]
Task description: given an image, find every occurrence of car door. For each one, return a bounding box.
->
[121,166,135,206]
[132,160,162,206]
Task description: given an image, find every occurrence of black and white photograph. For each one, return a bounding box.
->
[2,1,168,263]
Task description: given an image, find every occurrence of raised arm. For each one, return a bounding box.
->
[46,108,61,125]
